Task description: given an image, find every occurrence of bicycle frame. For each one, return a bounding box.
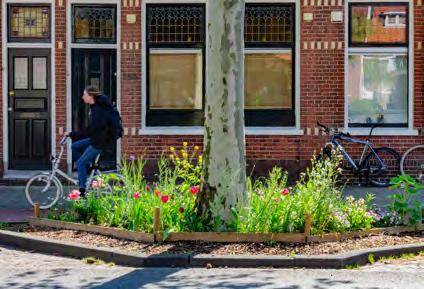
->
[42,136,100,192]
[330,134,386,172]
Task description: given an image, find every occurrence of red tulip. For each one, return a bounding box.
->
[155,189,161,197]
[190,186,199,195]
[133,192,140,199]
[178,207,184,213]
[281,188,289,196]
[161,195,169,203]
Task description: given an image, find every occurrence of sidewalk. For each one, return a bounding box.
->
[0,185,421,223]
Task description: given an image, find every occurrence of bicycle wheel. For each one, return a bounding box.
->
[25,174,63,209]
[401,145,424,183]
[364,147,401,187]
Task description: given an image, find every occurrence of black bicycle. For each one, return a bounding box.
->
[317,122,400,187]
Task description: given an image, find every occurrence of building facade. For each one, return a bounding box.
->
[0,0,422,179]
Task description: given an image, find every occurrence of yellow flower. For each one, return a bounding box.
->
[169,154,174,159]
[170,146,175,151]
[183,142,188,147]
[198,155,203,161]
[182,152,188,159]
[194,146,200,150]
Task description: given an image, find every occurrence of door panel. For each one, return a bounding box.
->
[72,49,117,169]
[8,48,51,170]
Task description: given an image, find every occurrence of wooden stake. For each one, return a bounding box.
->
[153,207,161,234]
[34,203,41,218]
[304,212,312,236]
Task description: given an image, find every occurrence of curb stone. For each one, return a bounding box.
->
[0,230,423,269]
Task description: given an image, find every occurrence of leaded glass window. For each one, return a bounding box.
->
[72,5,117,44]
[245,4,294,45]
[244,4,296,127]
[147,5,204,45]
[8,5,50,42]
[146,4,205,127]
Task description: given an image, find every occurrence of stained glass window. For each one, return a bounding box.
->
[73,5,116,43]
[147,5,204,44]
[245,5,294,45]
[9,5,50,42]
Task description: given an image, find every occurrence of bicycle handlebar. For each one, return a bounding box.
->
[317,121,351,138]
[60,135,69,146]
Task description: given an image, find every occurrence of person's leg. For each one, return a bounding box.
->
[76,145,102,196]
[71,138,91,163]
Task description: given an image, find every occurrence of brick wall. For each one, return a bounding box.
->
[0,2,3,174]
[0,0,422,181]
[55,0,67,170]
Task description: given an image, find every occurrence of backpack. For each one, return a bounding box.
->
[109,106,123,140]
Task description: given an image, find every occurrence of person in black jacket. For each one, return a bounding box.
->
[67,86,116,197]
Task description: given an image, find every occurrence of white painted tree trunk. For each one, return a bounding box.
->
[197,0,247,230]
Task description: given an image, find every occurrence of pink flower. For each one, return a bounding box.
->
[133,192,140,199]
[68,190,81,200]
[274,198,280,204]
[161,195,169,203]
[91,180,99,188]
[155,189,161,197]
[281,188,289,196]
[190,186,199,195]
[179,207,185,213]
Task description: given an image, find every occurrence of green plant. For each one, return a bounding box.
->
[345,263,361,270]
[368,254,375,264]
[387,175,423,226]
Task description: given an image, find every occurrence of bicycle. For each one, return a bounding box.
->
[400,144,424,184]
[25,136,124,209]
[317,122,400,187]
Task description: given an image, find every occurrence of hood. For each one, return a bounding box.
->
[95,94,113,108]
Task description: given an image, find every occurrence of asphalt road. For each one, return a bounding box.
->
[0,245,423,289]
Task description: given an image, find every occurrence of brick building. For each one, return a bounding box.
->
[0,0,422,179]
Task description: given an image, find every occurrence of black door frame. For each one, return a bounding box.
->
[7,48,52,170]
[71,48,118,169]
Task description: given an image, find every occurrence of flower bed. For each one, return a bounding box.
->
[47,143,423,240]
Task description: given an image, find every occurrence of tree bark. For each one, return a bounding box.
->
[196,0,247,230]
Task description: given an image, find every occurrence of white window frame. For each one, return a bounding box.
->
[1,0,56,177]
[344,0,417,136]
[140,0,302,136]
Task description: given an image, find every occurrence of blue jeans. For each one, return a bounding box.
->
[71,138,102,189]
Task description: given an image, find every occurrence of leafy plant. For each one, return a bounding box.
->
[386,175,423,226]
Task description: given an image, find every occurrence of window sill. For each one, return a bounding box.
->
[139,127,304,136]
[139,127,203,135]
[347,128,419,136]
[245,127,304,135]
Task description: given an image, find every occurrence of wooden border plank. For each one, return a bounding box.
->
[29,218,154,242]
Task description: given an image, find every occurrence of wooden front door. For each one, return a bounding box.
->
[8,48,51,170]
[72,49,117,169]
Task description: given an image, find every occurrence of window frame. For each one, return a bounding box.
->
[7,4,52,43]
[71,4,117,44]
[244,2,296,127]
[145,3,206,127]
[346,1,410,129]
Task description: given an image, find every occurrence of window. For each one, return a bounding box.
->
[72,5,117,44]
[244,3,295,127]
[8,5,51,42]
[348,2,408,127]
[146,4,205,126]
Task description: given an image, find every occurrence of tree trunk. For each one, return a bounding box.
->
[196,0,247,230]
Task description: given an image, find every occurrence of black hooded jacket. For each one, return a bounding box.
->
[70,95,116,150]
